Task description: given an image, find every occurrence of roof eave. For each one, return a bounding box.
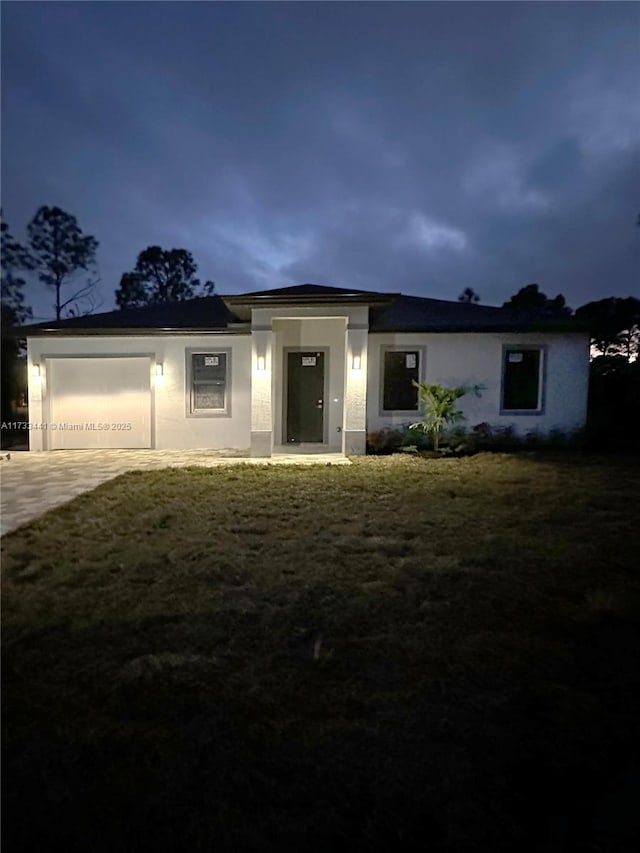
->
[369,324,588,334]
[224,292,398,307]
[17,325,251,337]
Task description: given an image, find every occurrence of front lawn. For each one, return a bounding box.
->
[2,454,640,852]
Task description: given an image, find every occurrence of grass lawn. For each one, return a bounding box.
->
[2,453,640,852]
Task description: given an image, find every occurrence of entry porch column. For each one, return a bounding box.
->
[343,324,368,455]
[250,325,274,457]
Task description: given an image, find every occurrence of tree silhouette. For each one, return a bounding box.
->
[115,247,215,309]
[575,297,640,361]
[27,206,99,320]
[503,283,572,317]
[458,287,480,304]
[1,213,33,423]
[1,213,33,327]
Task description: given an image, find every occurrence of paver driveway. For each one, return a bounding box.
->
[0,449,349,536]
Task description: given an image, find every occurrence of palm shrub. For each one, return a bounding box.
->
[410,382,482,452]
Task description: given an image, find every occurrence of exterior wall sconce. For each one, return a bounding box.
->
[155,363,164,376]
[351,355,362,371]
[31,364,41,378]
[257,355,266,373]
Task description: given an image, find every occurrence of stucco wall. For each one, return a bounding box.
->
[27,326,590,452]
[27,335,251,451]
[367,331,589,435]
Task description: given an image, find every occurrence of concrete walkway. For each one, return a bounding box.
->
[0,449,350,536]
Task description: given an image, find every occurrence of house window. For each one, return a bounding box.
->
[382,349,421,412]
[188,351,230,415]
[501,347,543,412]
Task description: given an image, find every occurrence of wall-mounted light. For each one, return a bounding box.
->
[31,364,41,378]
[155,363,164,376]
[256,355,266,373]
[351,355,362,371]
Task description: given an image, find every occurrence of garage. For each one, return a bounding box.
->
[45,356,152,449]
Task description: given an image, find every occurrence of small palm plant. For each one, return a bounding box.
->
[409,382,482,452]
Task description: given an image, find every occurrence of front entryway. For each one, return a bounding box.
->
[285,351,325,443]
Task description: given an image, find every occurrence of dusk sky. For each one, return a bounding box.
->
[2,1,639,321]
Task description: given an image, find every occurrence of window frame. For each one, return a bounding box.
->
[186,347,232,418]
[379,345,425,416]
[500,344,546,415]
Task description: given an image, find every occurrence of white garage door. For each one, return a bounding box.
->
[46,357,152,449]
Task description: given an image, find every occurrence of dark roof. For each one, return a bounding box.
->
[369,295,586,333]
[15,295,241,336]
[11,285,587,336]
[238,283,396,298]
[225,283,396,318]
[222,282,397,322]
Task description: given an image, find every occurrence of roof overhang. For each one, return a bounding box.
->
[8,325,251,338]
[223,291,398,322]
[368,323,589,334]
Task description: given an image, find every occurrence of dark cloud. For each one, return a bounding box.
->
[528,140,583,191]
[1,1,638,320]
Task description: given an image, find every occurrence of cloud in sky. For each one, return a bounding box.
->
[1,1,638,320]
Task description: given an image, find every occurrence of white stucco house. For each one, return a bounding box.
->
[23,284,590,456]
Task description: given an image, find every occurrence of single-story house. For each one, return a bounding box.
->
[22,283,589,456]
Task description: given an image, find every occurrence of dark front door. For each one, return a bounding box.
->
[286,351,325,443]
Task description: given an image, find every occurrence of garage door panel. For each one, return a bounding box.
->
[47,357,152,449]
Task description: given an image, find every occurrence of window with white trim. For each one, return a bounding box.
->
[188,351,230,415]
[382,349,421,412]
[501,347,543,412]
